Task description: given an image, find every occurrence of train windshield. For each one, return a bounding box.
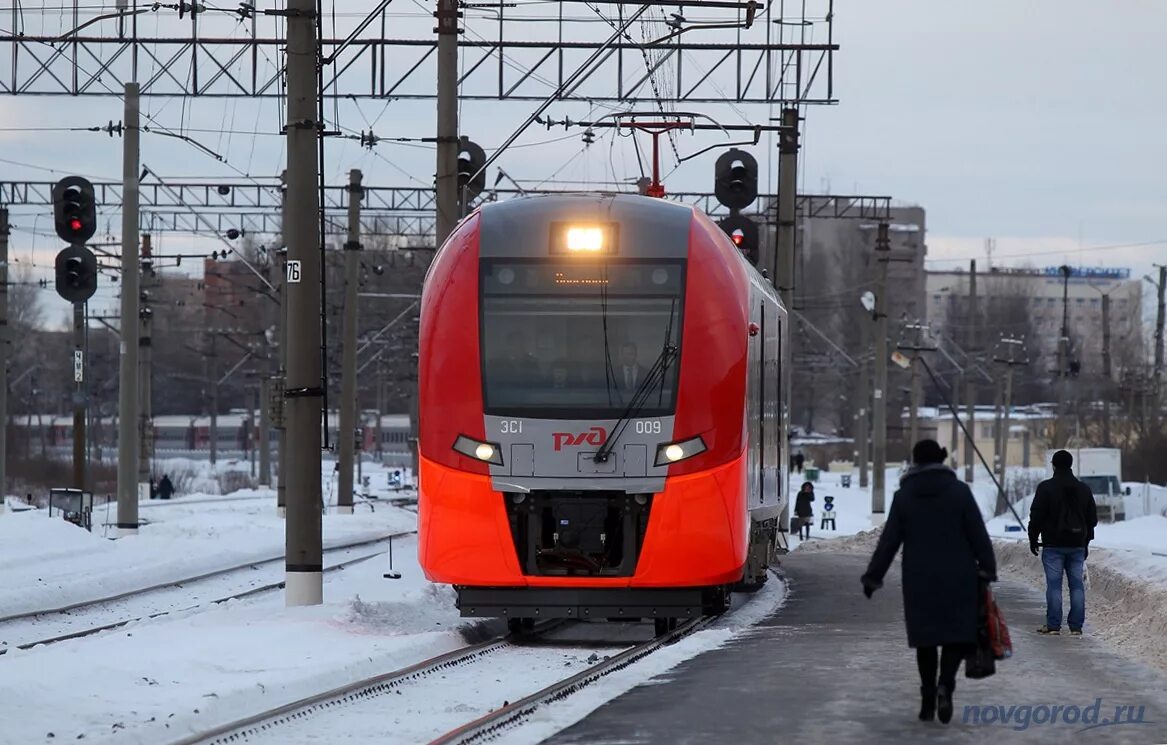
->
[480,260,685,418]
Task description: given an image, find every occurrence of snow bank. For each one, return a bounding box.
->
[994,540,1167,672]
[0,541,484,745]
[0,509,115,568]
[0,494,415,618]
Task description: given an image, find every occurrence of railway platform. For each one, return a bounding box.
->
[544,552,1167,744]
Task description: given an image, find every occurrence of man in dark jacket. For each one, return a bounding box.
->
[157,474,175,501]
[1028,449,1097,636]
[861,439,997,725]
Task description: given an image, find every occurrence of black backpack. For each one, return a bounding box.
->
[1052,482,1088,543]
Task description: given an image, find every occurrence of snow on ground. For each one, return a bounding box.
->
[1,457,1162,745]
[0,533,491,745]
[0,485,415,619]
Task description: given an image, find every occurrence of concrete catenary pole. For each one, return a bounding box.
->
[337,168,363,515]
[0,208,7,506]
[964,260,977,483]
[775,106,799,531]
[871,222,890,514]
[416,0,460,483]
[284,0,324,605]
[116,81,141,536]
[138,234,153,493]
[276,170,288,515]
[73,302,85,490]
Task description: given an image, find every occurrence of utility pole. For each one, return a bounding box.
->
[276,169,288,514]
[259,375,271,485]
[1056,264,1072,446]
[1101,292,1112,446]
[854,318,871,489]
[1154,264,1166,423]
[208,333,218,466]
[993,336,1027,515]
[898,321,937,447]
[872,222,890,514]
[375,352,385,461]
[116,81,141,536]
[337,168,363,515]
[775,106,800,530]
[950,370,962,466]
[285,0,323,605]
[964,260,977,483]
[138,233,153,494]
[0,208,7,506]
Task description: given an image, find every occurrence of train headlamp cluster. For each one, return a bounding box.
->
[550,221,618,255]
[566,227,604,252]
[453,434,504,465]
[654,436,707,467]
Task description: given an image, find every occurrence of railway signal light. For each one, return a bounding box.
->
[52,176,97,245]
[54,244,98,303]
[456,136,487,200]
[714,148,758,211]
[717,213,760,266]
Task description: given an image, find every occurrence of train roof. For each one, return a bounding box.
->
[476,193,696,260]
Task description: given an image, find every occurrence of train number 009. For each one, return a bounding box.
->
[500,420,523,434]
[634,420,662,435]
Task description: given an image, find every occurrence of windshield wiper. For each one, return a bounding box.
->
[598,263,618,407]
[593,341,678,463]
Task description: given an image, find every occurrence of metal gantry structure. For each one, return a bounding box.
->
[1,1,837,103]
[0,181,892,240]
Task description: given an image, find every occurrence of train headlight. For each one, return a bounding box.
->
[654,436,707,467]
[566,227,604,252]
[549,221,619,255]
[453,434,504,465]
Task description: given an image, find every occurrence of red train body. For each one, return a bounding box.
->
[417,194,788,628]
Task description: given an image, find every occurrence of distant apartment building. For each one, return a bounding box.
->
[753,202,927,440]
[925,266,1144,380]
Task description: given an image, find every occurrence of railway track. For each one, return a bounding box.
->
[167,615,712,745]
[0,532,413,654]
[429,617,714,745]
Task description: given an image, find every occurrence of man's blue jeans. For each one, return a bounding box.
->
[1042,547,1086,630]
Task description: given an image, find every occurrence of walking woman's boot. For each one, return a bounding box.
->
[919,685,936,721]
[936,684,953,724]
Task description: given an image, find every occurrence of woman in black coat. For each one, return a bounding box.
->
[794,482,815,540]
[861,440,996,725]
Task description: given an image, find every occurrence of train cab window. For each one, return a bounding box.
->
[480,260,685,418]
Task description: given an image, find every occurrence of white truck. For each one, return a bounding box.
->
[1045,447,1130,522]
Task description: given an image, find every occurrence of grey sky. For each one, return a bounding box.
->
[2,0,1164,326]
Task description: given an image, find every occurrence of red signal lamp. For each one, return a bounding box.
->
[731,230,745,246]
[69,217,83,232]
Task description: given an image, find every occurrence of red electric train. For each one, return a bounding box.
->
[417,193,789,634]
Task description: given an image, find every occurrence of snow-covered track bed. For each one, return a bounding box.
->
[173,616,711,745]
[0,532,413,653]
[164,621,574,745]
[429,617,713,745]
